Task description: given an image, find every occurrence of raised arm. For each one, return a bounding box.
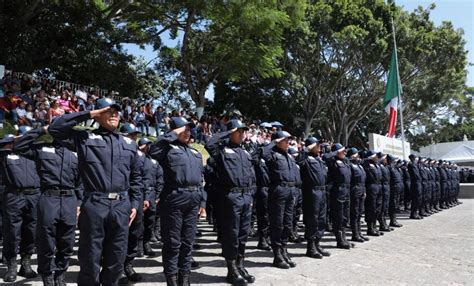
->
[205,130,233,158]
[12,127,44,159]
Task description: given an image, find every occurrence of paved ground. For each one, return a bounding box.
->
[1,200,473,285]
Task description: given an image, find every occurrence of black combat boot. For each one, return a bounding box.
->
[257,235,271,251]
[315,238,330,257]
[155,217,162,241]
[42,273,55,286]
[236,255,255,283]
[389,215,403,227]
[281,246,296,268]
[166,274,178,286]
[378,217,392,232]
[351,226,365,242]
[178,270,190,286]
[54,271,67,286]
[191,257,200,268]
[271,246,290,269]
[226,260,248,286]
[335,230,351,249]
[358,222,369,241]
[124,261,142,282]
[137,240,144,257]
[341,228,355,248]
[367,222,379,236]
[4,257,17,282]
[144,242,156,257]
[18,254,37,278]
[306,239,323,259]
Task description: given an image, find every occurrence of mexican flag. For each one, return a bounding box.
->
[383,49,402,138]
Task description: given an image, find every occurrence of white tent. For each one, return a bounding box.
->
[440,145,474,163]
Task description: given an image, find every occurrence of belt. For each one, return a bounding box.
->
[44,189,75,196]
[277,182,296,187]
[88,192,128,200]
[7,188,40,195]
[229,187,252,193]
[336,183,351,188]
[176,186,200,192]
[313,186,326,191]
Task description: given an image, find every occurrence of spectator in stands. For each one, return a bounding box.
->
[15,100,31,126]
[69,96,80,113]
[34,103,47,126]
[134,105,150,136]
[0,91,20,127]
[153,106,167,136]
[58,90,71,113]
[48,100,65,123]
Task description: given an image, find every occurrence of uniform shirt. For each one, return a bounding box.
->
[326,154,351,187]
[252,146,271,188]
[149,131,203,191]
[349,160,366,189]
[0,149,40,190]
[205,130,256,189]
[12,128,83,202]
[388,164,403,188]
[296,151,327,189]
[48,110,143,210]
[142,154,164,201]
[379,164,390,186]
[259,141,299,185]
[363,159,382,187]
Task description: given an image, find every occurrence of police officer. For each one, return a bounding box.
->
[326,143,353,249]
[0,127,41,283]
[377,152,392,232]
[387,155,403,228]
[363,150,383,236]
[149,117,205,286]
[418,157,429,217]
[347,148,368,243]
[438,160,448,209]
[13,126,83,285]
[288,147,303,244]
[408,154,423,219]
[140,137,164,258]
[205,119,256,286]
[119,123,147,283]
[259,130,299,269]
[48,98,143,285]
[401,160,411,212]
[296,136,331,258]
[252,144,271,251]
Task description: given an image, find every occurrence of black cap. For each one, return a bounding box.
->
[226,119,249,131]
[364,150,377,159]
[387,154,399,162]
[409,154,417,160]
[271,130,293,141]
[138,137,152,146]
[331,143,345,153]
[96,98,121,111]
[120,123,141,135]
[288,147,299,155]
[304,136,320,147]
[169,117,195,130]
[347,147,359,158]
[377,152,386,159]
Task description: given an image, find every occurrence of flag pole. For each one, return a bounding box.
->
[389,0,407,159]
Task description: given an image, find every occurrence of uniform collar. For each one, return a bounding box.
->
[95,126,119,136]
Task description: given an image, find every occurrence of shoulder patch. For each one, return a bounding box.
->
[170,144,179,149]
[224,147,236,154]
[7,154,20,160]
[42,147,55,154]
[72,152,78,157]
[191,149,199,155]
[89,133,103,140]
[123,137,133,144]
[137,150,144,156]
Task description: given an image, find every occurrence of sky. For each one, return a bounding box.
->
[122,0,474,91]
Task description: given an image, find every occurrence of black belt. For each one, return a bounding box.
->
[229,187,253,193]
[278,182,297,187]
[88,192,128,200]
[313,186,326,191]
[7,188,40,195]
[336,183,351,188]
[44,189,75,196]
[176,186,200,192]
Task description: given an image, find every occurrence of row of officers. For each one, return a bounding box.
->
[0,98,461,286]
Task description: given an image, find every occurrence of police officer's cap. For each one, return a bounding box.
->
[409,154,417,160]
[387,154,399,162]
[288,147,298,155]
[226,119,249,131]
[271,130,293,141]
[304,136,320,147]
[120,123,141,135]
[376,152,387,159]
[331,143,345,153]
[260,122,272,129]
[364,150,377,159]
[0,134,16,145]
[346,147,359,158]
[271,121,284,128]
[170,117,195,130]
[96,98,121,111]
[138,137,152,146]
[18,125,32,136]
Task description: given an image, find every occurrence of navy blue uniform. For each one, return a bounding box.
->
[143,155,164,245]
[205,130,256,260]
[419,163,429,215]
[260,142,299,247]
[326,155,351,232]
[349,160,366,230]
[379,164,391,219]
[402,165,411,209]
[252,146,271,240]
[297,151,327,240]
[0,145,41,261]
[149,131,205,277]
[408,161,423,217]
[48,111,143,286]
[13,128,83,276]
[363,159,382,224]
[438,166,447,207]
[388,165,403,217]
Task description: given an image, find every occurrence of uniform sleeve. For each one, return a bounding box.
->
[205,130,231,158]
[12,128,43,159]
[200,187,207,209]
[260,141,276,162]
[155,164,164,198]
[149,131,179,162]
[48,111,91,152]
[75,176,84,206]
[129,150,144,210]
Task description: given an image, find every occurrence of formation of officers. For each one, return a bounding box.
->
[0,98,462,286]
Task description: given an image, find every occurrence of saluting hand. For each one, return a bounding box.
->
[129,208,137,226]
[173,125,187,136]
[90,107,111,119]
[143,200,150,211]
